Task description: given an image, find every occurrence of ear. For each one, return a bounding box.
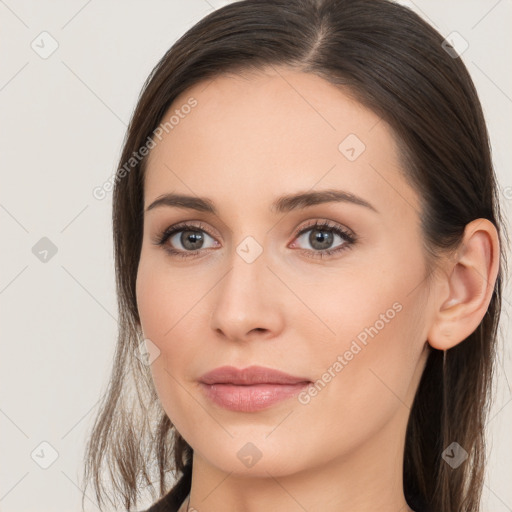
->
[427,218,500,350]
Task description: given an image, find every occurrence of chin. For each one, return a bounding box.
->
[193,435,310,478]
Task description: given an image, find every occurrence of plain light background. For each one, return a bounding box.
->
[0,1,511,511]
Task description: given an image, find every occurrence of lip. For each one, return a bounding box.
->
[198,365,311,412]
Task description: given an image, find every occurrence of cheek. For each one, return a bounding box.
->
[135,252,211,429]
[288,287,425,465]
[315,250,423,352]
[301,247,428,411]
[136,248,207,339]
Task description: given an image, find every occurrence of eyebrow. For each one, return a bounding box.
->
[145,189,378,215]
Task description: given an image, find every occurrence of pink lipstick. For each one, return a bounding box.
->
[199,365,311,412]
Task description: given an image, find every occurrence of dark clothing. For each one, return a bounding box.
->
[141,490,182,512]
[140,474,190,512]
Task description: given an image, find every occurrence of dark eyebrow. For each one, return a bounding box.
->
[272,189,378,214]
[145,189,378,215]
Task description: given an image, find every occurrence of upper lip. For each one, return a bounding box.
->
[199,365,311,385]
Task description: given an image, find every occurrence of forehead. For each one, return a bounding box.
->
[143,67,419,219]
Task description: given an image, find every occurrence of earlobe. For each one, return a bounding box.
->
[427,218,500,351]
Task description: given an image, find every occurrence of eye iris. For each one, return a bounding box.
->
[181,230,204,250]
[310,228,333,250]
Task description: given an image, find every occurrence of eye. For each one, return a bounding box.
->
[153,221,219,259]
[152,219,357,260]
[289,220,356,259]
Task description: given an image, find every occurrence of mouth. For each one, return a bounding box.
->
[198,365,312,412]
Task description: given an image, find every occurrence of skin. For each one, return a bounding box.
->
[135,66,500,512]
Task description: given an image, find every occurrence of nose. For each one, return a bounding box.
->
[210,244,284,343]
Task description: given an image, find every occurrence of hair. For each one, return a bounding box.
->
[81,1,509,511]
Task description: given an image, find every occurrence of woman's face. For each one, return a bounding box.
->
[136,67,432,479]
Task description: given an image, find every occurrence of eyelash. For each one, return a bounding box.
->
[152,220,357,260]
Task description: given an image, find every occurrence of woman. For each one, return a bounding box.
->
[82,1,508,511]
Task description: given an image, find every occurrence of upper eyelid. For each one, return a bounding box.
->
[295,219,355,236]
[162,219,355,243]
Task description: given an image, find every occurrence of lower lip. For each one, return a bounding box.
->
[199,382,310,412]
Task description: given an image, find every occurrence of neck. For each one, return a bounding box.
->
[185,404,414,512]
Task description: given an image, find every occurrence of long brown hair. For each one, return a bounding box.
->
[81,1,509,511]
